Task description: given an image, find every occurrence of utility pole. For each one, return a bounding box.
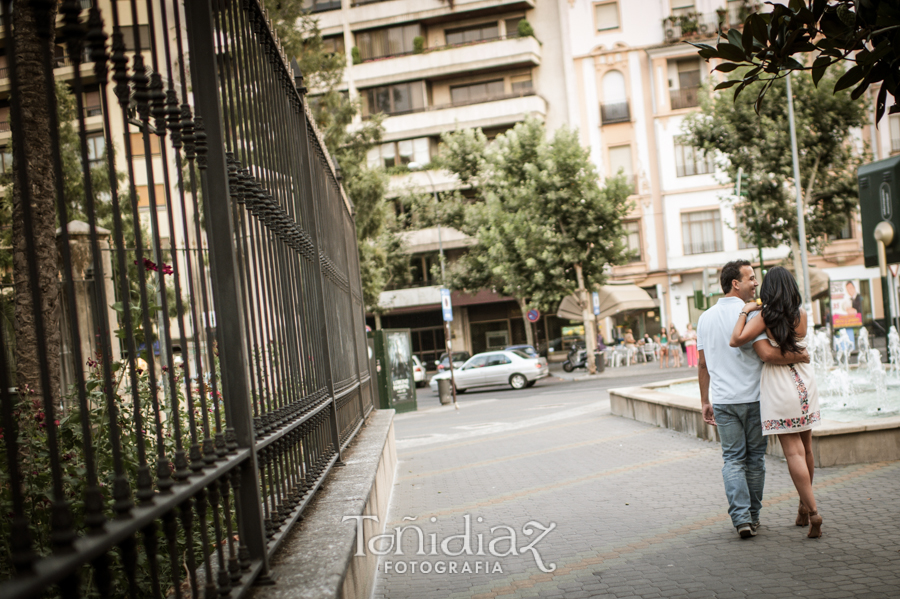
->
[574,264,597,375]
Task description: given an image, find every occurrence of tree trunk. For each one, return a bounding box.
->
[516,297,535,348]
[574,264,597,374]
[11,0,61,408]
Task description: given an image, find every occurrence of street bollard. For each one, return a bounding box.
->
[438,378,452,405]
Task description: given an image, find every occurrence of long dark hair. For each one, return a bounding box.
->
[760,266,802,354]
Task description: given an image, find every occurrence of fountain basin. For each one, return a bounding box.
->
[609,377,900,467]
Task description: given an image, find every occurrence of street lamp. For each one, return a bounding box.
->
[408,161,456,406]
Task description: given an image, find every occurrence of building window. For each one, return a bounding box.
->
[0,105,9,132]
[681,210,723,255]
[669,58,701,109]
[445,22,499,45]
[505,17,525,38]
[510,71,533,93]
[301,0,342,12]
[135,184,166,208]
[624,220,642,262]
[834,213,854,240]
[0,54,7,79]
[671,0,695,16]
[594,2,620,32]
[121,25,152,52]
[608,144,633,179]
[601,70,629,124]
[450,79,504,105]
[130,132,161,157]
[891,115,900,154]
[83,89,102,118]
[367,138,430,169]
[356,23,421,61]
[322,34,345,55]
[86,132,105,168]
[674,136,714,177]
[0,146,11,171]
[360,81,425,117]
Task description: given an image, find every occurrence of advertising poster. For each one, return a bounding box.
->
[831,279,863,329]
[386,330,414,404]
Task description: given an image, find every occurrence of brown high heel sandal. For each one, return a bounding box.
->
[807,510,823,538]
[796,501,809,526]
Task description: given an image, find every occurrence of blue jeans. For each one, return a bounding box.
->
[713,402,766,528]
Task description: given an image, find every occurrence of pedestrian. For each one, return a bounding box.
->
[658,329,668,368]
[668,324,683,368]
[729,266,823,538]
[623,328,637,364]
[697,260,809,539]
[684,323,698,367]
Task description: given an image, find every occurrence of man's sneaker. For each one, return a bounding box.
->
[751,521,760,535]
[737,523,757,538]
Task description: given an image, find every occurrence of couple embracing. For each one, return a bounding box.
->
[697,260,823,539]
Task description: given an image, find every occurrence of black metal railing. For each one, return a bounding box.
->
[363,89,540,119]
[670,86,701,109]
[600,101,630,124]
[0,0,373,597]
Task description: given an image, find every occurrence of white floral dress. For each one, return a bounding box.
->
[759,337,821,436]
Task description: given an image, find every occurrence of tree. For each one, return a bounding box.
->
[269,6,408,313]
[440,118,632,357]
[681,67,867,293]
[692,1,900,120]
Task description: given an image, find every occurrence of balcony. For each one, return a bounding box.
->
[669,86,700,110]
[662,12,721,43]
[353,35,541,89]
[381,92,546,141]
[600,101,630,125]
[0,121,9,133]
[338,0,535,31]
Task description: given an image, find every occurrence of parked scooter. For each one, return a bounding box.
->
[562,344,603,372]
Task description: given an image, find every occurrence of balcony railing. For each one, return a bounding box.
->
[600,101,630,124]
[0,67,7,79]
[363,89,538,119]
[83,104,102,118]
[351,0,390,6]
[303,0,341,11]
[892,138,900,154]
[670,86,701,110]
[0,121,9,133]
[662,11,722,42]
[359,33,532,64]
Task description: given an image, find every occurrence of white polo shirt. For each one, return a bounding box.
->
[696,296,768,405]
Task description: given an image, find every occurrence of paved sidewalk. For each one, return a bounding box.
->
[374,376,900,599]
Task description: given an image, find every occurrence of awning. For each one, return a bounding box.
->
[556,283,658,322]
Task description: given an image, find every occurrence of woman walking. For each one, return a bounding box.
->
[684,323,698,367]
[658,329,668,368]
[730,266,823,538]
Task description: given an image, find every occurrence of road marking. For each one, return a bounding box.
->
[395,400,611,450]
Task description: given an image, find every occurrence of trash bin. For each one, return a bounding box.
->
[438,378,452,405]
[595,352,605,374]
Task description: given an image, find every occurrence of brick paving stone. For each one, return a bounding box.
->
[370,378,900,599]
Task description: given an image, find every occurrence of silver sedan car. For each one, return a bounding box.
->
[429,350,549,393]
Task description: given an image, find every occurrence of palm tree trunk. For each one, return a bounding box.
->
[11,0,61,407]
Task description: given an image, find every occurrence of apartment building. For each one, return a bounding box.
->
[565,0,884,342]
[308,0,577,365]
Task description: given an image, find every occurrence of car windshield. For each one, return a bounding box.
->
[511,350,532,360]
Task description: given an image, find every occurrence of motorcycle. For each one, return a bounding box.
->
[562,344,604,373]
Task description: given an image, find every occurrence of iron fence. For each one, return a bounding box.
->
[0,0,373,597]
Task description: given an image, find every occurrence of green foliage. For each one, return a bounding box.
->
[517,19,534,38]
[691,1,900,120]
[413,36,425,54]
[267,8,406,314]
[440,118,632,313]
[351,46,362,65]
[681,67,867,252]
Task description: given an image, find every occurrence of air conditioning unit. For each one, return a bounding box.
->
[665,28,679,42]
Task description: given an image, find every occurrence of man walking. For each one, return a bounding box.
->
[697,260,808,538]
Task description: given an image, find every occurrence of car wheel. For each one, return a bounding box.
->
[525,380,536,388]
[509,373,528,390]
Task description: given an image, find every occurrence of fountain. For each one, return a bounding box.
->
[610,327,900,466]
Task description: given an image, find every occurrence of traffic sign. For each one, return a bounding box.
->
[592,291,601,316]
[440,288,453,322]
[527,309,540,322]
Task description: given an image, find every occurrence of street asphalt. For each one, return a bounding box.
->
[372,363,900,598]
